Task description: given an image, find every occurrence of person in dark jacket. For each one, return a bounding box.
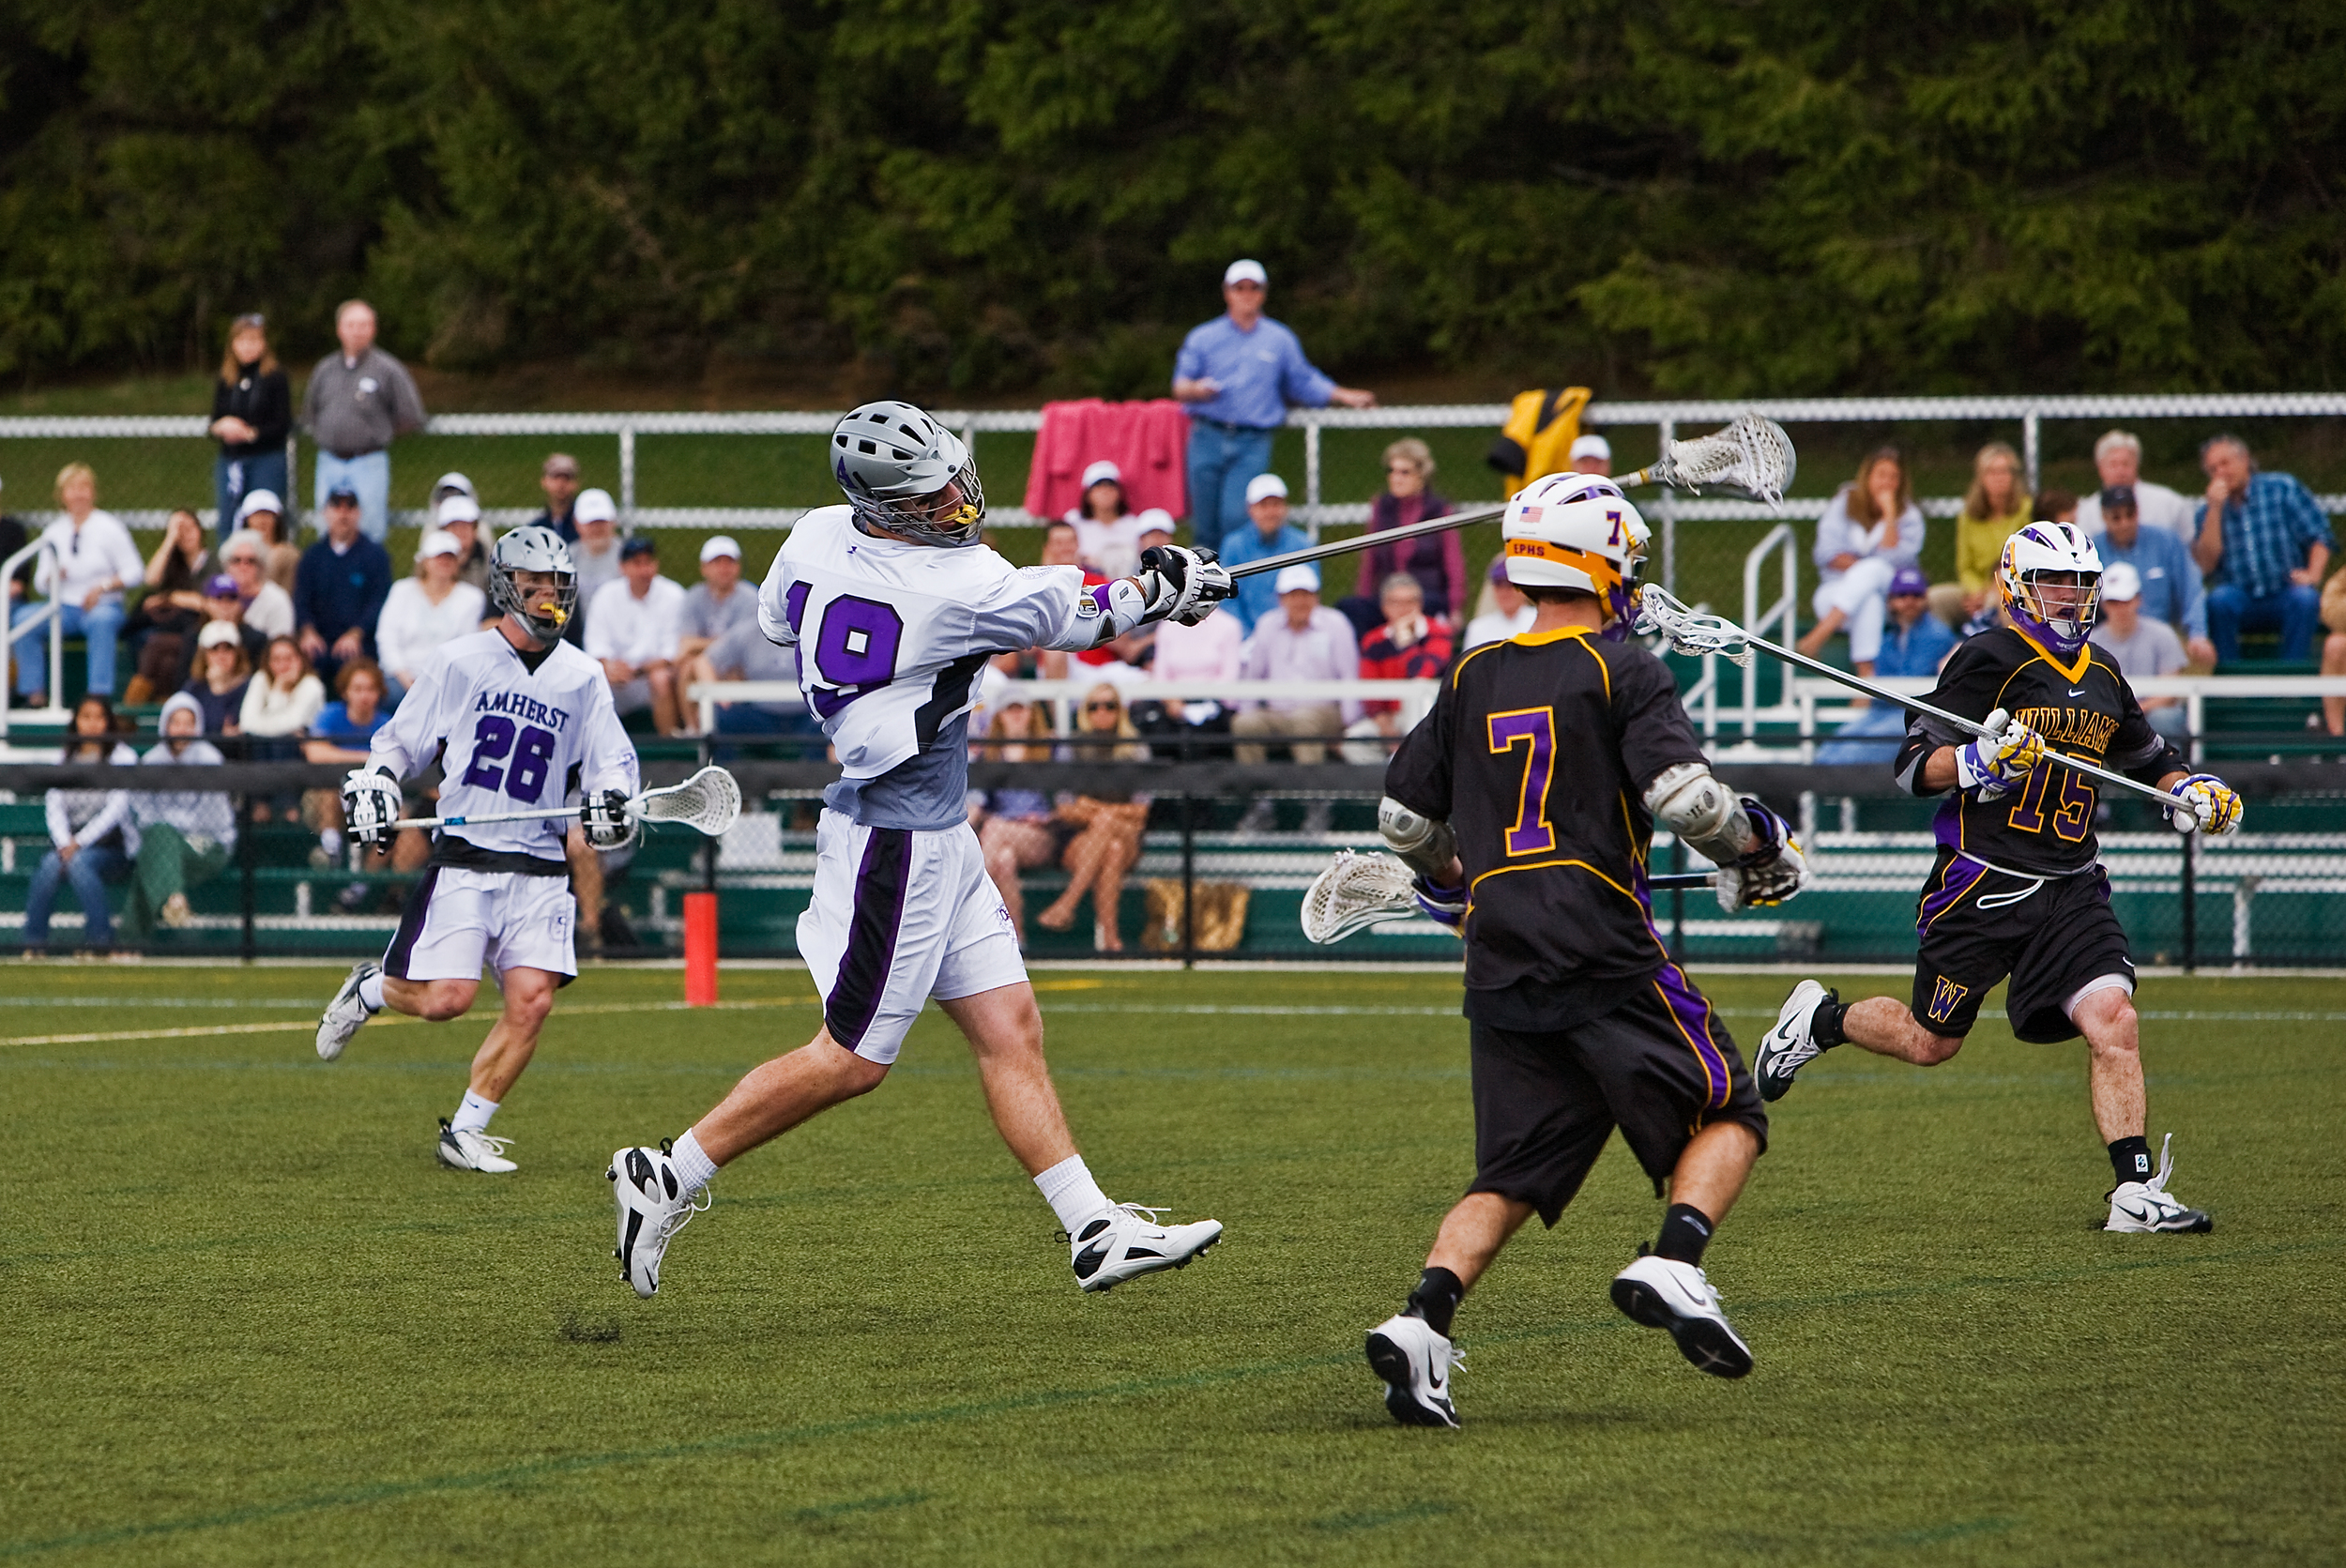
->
[1337,438,1457,639]
[293,486,392,684]
[209,314,293,543]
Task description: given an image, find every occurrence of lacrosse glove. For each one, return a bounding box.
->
[2167,772,2243,836]
[582,788,635,850]
[1411,875,1467,934]
[1138,544,1235,627]
[342,767,403,849]
[1714,797,1807,911]
[1954,707,2044,799]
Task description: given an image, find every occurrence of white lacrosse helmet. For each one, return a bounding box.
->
[1999,521,2102,654]
[1501,473,1650,637]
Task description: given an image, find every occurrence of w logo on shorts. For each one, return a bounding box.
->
[1925,975,1969,1025]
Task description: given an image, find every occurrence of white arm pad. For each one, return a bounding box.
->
[1642,762,1756,864]
[1082,576,1152,640]
[1378,796,1458,880]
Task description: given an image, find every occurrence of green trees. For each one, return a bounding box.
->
[5,0,2342,393]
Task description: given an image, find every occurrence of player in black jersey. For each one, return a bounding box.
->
[1754,523,2244,1234]
[1361,474,1807,1428]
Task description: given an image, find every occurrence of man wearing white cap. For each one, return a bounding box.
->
[376,529,491,699]
[1067,459,1144,580]
[678,534,756,670]
[1217,471,1312,632]
[1570,434,1613,477]
[2089,562,2190,741]
[1173,258,1377,547]
[564,488,625,645]
[1233,562,1359,782]
[434,493,495,600]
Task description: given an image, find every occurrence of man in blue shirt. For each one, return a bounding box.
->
[2194,434,2334,662]
[1173,259,1376,546]
[294,484,393,684]
[2088,485,2216,668]
[1816,568,1957,763]
[1217,473,1311,632]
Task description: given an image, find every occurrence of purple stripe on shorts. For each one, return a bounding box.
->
[826,827,913,1051]
[1916,855,1988,934]
[1653,961,1732,1109]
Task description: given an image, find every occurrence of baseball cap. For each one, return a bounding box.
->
[325,482,360,505]
[699,534,742,564]
[234,489,282,522]
[574,488,618,525]
[1889,566,1929,598]
[1080,459,1122,492]
[1273,564,1321,596]
[414,529,461,560]
[620,536,657,559]
[197,619,242,648]
[1135,508,1175,540]
[1245,472,1289,505]
[1487,556,1513,583]
[2100,561,2142,601]
[435,494,480,525]
[203,573,239,599]
[432,471,478,501]
[1570,434,1612,463]
[2098,484,2137,513]
[1224,259,1268,288]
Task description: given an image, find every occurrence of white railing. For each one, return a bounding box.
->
[687,677,1438,738]
[0,537,65,731]
[1735,523,1801,742]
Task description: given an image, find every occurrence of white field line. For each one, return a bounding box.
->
[0,997,817,1050]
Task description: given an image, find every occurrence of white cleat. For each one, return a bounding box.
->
[2105,1134,2213,1233]
[1610,1253,1753,1378]
[1751,978,1833,1103]
[1364,1312,1463,1428]
[316,961,380,1061]
[436,1118,517,1173]
[1069,1204,1223,1293]
[609,1143,708,1299]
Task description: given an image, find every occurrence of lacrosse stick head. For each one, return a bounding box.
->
[1646,414,1797,508]
[1634,586,1755,668]
[1300,850,1423,944]
[630,765,743,836]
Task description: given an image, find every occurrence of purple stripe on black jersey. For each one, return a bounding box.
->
[1916,854,1988,934]
[826,827,913,1051]
[1653,961,1732,1109]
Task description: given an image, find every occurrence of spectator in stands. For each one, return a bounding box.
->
[180,620,252,736]
[23,693,140,955]
[690,617,814,741]
[1463,556,1534,648]
[2321,571,2346,738]
[2196,434,2334,664]
[302,658,422,901]
[1032,520,1107,680]
[975,698,1059,946]
[1035,681,1151,951]
[125,692,236,939]
[233,490,300,592]
[678,535,756,671]
[375,530,488,701]
[2091,485,2216,668]
[301,299,425,542]
[1350,572,1454,754]
[1339,438,1459,638]
[1173,259,1375,546]
[1570,434,1612,476]
[533,453,583,540]
[209,314,291,541]
[565,488,624,646]
[2089,564,2189,742]
[588,536,685,733]
[432,471,477,511]
[1234,563,1357,831]
[11,464,144,705]
[2036,488,2079,526]
[1815,567,1958,764]
[124,508,213,703]
[240,634,325,763]
[1,475,27,620]
[1797,446,1923,677]
[433,493,495,599]
[1067,461,1145,581]
[295,486,392,683]
[2076,429,2196,541]
[219,530,296,640]
[1149,599,1245,748]
[1219,474,1309,632]
[198,572,267,665]
[1953,442,2031,620]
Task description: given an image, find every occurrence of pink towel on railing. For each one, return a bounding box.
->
[1023,399,1191,521]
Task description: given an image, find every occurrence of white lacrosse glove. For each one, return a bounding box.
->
[1138,544,1235,627]
[582,788,635,850]
[2167,772,2243,836]
[1714,797,1807,911]
[1954,707,2045,799]
[1411,874,1467,934]
[342,767,403,848]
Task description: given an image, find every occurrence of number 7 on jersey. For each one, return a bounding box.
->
[1487,708,1558,856]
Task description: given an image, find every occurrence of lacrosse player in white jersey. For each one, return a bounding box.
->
[608,401,1234,1300]
[315,525,640,1172]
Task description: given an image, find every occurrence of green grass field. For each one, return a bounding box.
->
[5,964,2341,1566]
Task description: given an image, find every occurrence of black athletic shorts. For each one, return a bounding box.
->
[1468,965,1769,1227]
[1912,851,2133,1044]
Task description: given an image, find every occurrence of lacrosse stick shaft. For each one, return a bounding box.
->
[391,804,586,830]
[1648,873,1714,891]
[1226,506,1503,580]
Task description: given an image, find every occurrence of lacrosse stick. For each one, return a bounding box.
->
[1633,586,2188,815]
[393,764,743,835]
[1302,849,1713,944]
[1227,416,1800,584]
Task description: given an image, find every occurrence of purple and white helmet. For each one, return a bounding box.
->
[1998,521,2103,654]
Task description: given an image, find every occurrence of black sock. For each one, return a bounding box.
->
[1654,1203,1715,1266]
[2109,1135,2154,1187]
[1811,989,1848,1048]
[1404,1266,1465,1336]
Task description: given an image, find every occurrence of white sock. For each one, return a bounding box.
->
[320,828,344,858]
[357,969,386,1012]
[451,1089,498,1134]
[1034,1154,1114,1233]
[670,1129,719,1197]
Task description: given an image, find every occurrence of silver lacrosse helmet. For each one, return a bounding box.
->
[489,524,578,641]
[830,401,986,547]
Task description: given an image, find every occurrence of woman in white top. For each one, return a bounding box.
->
[1796,446,1926,678]
[1066,461,1145,581]
[23,693,142,952]
[375,528,490,699]
[240,634,326,738]
[12,463,146,702]
[220,528,297,639]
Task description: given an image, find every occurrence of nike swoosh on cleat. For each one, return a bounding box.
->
[1073,1241,1113,1279]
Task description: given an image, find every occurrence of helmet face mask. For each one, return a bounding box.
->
[1501,474,1650,641]
[490,525,579,642]
[831,401,987,547]
[1998,522,2103,654]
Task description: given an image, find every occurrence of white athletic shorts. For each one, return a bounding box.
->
[384,867,577,982]
[798,808,1028,1064]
